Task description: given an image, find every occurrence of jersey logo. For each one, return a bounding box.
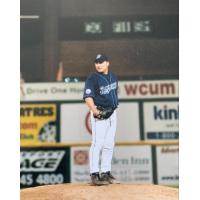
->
[100,82,117,95]
[85,89,92,94]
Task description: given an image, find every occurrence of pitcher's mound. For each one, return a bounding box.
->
[20,183,178,200]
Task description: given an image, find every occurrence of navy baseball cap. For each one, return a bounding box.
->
[94,54,109,63]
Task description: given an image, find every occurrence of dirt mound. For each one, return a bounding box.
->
[20,183,178,200]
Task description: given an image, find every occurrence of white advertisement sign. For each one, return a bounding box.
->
[20,80,178,101]
[60,102,140,143]
[70,145,153,183]
[20,82,83,101]
[143,102,179,140]
[118,80,178,99]
[60,104,92,144]
[156,145,179,186]
[116,102,140,141]
[70,147,90,183]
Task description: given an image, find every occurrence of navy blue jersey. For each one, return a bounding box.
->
[83,72,118,109]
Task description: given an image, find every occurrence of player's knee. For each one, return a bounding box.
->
[91,140,104,149]
[103,142,114,149]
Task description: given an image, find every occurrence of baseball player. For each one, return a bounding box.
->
[83,54,119,186]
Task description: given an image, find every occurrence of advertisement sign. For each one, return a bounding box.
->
[20,80,178,101]
[20,104,58,145]
[20,82,83,101]
[156,145,179,186]
[70,147,90,183]
[116,102,140,141]
[60,103,92,144]
[70,145,153,183]
[60,102,140,143]
[143,102,179,140]
[20,147,70,188]
[112,145,153,183]
[118,80,178,99]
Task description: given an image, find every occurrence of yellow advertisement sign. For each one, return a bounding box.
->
[20,104,57,145]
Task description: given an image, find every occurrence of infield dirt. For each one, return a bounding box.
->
[21,183,178,200]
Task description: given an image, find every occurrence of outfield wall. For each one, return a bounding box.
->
[20,80,179,188]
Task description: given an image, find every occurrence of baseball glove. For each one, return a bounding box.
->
[94,106,114,120]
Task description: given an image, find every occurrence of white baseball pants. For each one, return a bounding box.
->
[89,110,117,174]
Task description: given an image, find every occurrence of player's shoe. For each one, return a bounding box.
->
[90,172,109,186]
[101,171,120,184]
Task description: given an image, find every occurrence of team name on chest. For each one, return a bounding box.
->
[99,82,117,95]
